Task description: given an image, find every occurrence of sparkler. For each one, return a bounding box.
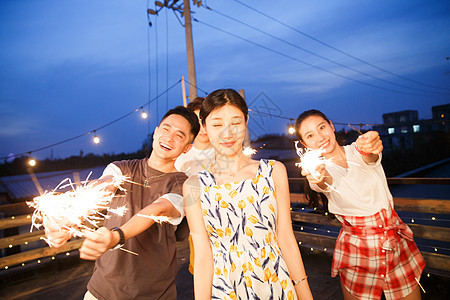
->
[243,146,257,157]
[27,173,128,238]
[137,214,171,224]
[294,141,338,193]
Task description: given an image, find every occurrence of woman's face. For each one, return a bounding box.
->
[298,115,337,153]
[204,104,247,156]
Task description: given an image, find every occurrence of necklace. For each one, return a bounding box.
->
[142,159,169,187]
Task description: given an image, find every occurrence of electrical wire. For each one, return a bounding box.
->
[194,18,443,97]
[1,80,182,161]
[207,6,448,97]
[230,0,450,93]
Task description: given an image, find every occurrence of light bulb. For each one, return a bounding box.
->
[288,126,295,135]
[93,136,100,144]
[141,110,148,119]
[28,158,36,167]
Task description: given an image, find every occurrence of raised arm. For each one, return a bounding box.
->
[183,176,213,299]
[355,131,383,164]
[273,161,314,300]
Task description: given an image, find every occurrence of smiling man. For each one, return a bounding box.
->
[44,106,200,300]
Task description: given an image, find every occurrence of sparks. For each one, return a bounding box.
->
[243,146,257,157]
[27,173,128,238]
[294,141,339,193]
[137,214,171,224]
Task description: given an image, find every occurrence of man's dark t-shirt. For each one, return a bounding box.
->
[87,159,187,300]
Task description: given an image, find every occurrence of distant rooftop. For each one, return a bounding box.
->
[0,166,105,202]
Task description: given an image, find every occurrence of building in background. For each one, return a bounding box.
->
[373,103,449,152]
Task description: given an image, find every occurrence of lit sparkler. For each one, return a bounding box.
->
[137,214,171,224]
[243,146,257,157]
[294,141,338,193]
[27,174,128,238]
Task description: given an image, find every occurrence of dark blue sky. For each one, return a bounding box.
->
[1,0,449,161]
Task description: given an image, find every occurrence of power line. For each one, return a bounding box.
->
[207,6,448,97]
[194,18,444,97]
[230,0,450,93]
[1,80,182,161]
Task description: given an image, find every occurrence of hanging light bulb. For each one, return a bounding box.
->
[93,130,100,144]
[288,125,295,135]
[28,152,37,167]
[288,120,296,135]
[141,107,148,119]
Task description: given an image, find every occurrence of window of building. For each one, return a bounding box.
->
[413,125,420,132]
[388,128,395,134]
[400,116,406,122]
[401,127,408,133]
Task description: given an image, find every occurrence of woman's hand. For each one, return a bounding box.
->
[356,131,383,155]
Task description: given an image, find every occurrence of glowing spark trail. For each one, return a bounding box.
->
[243,146,257,157]
[27,174,128,238]
[137,214,171,224]
[294,141,339,193]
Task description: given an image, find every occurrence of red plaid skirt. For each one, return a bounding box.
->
[332,207,425,300]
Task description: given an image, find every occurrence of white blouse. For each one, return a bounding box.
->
[310,142,393,216]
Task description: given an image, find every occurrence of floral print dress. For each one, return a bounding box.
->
[198,159,297,300]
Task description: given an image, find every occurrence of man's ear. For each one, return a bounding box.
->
[183,143,193,154]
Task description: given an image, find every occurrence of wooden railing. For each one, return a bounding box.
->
[0,178,449,273]
[289,177,450,275]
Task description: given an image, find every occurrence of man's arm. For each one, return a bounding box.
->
[79,196,181,260]
[43,170,120,248]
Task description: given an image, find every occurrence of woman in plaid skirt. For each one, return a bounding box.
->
[294,110,425,300]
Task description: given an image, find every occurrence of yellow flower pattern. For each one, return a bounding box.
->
[198,159,296,299]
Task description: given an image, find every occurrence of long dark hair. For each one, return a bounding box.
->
[200,89,248,125]
[294,109,343,216]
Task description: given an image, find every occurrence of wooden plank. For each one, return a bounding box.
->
[422,252,450,273]
[291,211,341,227]
[0,239,84,269]
[0,215,32,230]
[294,231,337,250]
[0,231,44,249]
[388,178,450,185]
[408,224,450,242]
[288,177,450,185]
[394,198,450,214]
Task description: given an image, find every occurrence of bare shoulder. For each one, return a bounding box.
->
[183,175,201,207]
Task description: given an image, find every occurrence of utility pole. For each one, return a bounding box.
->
[183,0,198,100]
[148,0,199,101]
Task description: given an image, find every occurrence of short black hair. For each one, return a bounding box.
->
[187,97,205,112]
[160,106,200,142]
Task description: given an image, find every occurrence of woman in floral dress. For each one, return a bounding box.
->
[184,89,313,300]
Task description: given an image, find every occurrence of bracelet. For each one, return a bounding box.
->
[354,144,370,156]
[292,275,308,285]
[110,227,125,250]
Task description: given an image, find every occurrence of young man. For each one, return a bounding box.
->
[44,106,200,300]
[175,97,215,177]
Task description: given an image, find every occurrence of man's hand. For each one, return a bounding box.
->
[43,217,72,248]
[79,227,120,260]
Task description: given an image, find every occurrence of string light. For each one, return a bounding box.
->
[141,107,148,119]
[288,125,295,135]
[28,152,36,167]
[93,130,100,144]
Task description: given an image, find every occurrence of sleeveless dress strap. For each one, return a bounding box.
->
[257,159,275,178]
[198,169,215,188]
